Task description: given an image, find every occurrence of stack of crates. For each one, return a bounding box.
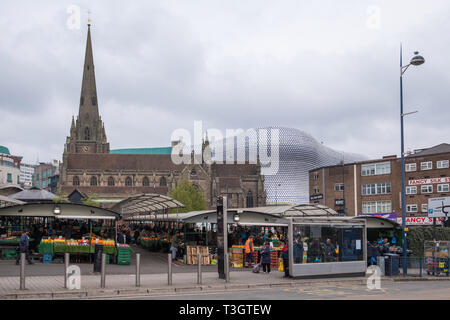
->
[43,253,52,264]
[2,249,18,260]
[117,246,131,265]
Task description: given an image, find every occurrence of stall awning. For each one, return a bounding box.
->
[0,202,120,220]
[0,195,25,208]
[111,194,184,217]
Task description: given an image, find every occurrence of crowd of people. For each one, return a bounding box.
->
[367,236,402,265]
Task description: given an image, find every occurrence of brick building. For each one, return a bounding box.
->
[58,24,266,209]
[309,144,450,221]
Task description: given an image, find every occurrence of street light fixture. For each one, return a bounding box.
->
[400,45,425,276]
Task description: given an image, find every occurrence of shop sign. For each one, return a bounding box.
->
[310,194,323,201]
[408,177,450,186]
[358,213,397,221]
[335,199,345,206]
[396,217,443,226]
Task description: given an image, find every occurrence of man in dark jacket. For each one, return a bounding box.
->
[16,230,33,265]
[293,238,304,264]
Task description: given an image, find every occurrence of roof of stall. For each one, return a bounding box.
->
[0,202,120,220]
[9,188,57,201]
[111,193,184,217]
[0,195,25,208]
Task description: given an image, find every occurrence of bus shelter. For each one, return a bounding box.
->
[287,216,367,277]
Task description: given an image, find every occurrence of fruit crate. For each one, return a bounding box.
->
[43,253,52,264]
[2,249,18,260]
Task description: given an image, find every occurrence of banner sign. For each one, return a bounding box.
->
[408,177,450,186]
[396,217,443,226]
[358,213,397,221]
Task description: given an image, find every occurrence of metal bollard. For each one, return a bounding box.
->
[136,253,141,287]
[197,253,202,284]
[225,252,230,283]
[20,253,25,290]
[100,253,106,288]
[64,253,70,288]
[168,253,172,285]
[419,257,423,277]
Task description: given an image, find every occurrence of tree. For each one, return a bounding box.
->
[169,179,206,213]
[82,194,99,207]
[52,190,69,204]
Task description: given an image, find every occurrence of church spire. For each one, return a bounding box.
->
[78,24,99,122]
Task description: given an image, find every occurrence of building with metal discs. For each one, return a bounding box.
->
[210,127,367,205]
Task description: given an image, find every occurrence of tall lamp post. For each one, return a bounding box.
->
[400,45,425,276]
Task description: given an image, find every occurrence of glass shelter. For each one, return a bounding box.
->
[287,217,367,277]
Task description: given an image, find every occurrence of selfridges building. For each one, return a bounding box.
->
[210,126,367,205]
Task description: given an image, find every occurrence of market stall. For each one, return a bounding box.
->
[0,202,121,263]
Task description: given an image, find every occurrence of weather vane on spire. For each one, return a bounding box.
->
[87,10,92,26]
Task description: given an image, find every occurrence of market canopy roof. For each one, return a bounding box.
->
[0,195,25,208]
[0,203,120,220]
[9,188,57,202]
[111,194,184,217]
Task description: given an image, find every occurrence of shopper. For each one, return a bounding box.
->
[16,230,33,265]
[293,237,304,264]
[282,241,290,277]
[244,235,254,268]
[324,238,336,262]
[261,242,271,273]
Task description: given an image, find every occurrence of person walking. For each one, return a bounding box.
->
[293,237,304,264]
[261,242,271,273]
[324,238,336,262]
[282,241,290,277]
[244,235,254,268]
[16,230,33,265]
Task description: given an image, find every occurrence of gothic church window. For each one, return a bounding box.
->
[160,177,167,187]
[91,96,97,105]
[84,127,90,140]
[142,177,150,187]
[73,176,80,186]
[108,177,115,186]
[90,176,97,186]
[246,190,254,208]
[125,177,132,187]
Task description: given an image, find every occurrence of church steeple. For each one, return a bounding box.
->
[78,24,99,123]
[64,24,109,154]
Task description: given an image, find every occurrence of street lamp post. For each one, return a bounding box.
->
[400,45,425,276]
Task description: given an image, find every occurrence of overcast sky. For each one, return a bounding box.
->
[1,0,449,164]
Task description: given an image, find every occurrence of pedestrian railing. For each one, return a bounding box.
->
[370,255,450,277]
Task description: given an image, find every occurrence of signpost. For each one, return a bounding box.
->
[428,197,450,218]
[217,196,228,280]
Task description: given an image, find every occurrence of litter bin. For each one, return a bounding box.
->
[384,254,399,276]
[93,244,104,273]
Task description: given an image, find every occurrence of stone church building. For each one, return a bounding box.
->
[58,25,266,210]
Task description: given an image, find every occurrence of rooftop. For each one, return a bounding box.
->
[110,147,172,155]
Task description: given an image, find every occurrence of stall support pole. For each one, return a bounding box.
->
[136,253,141,287]
[225,252,230,283]
[100,253,106,288]
[64,253,70,288]
[168,253,172,285]
[20,253,25,290]
[197,253,202,284]
[419,257,423,277]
